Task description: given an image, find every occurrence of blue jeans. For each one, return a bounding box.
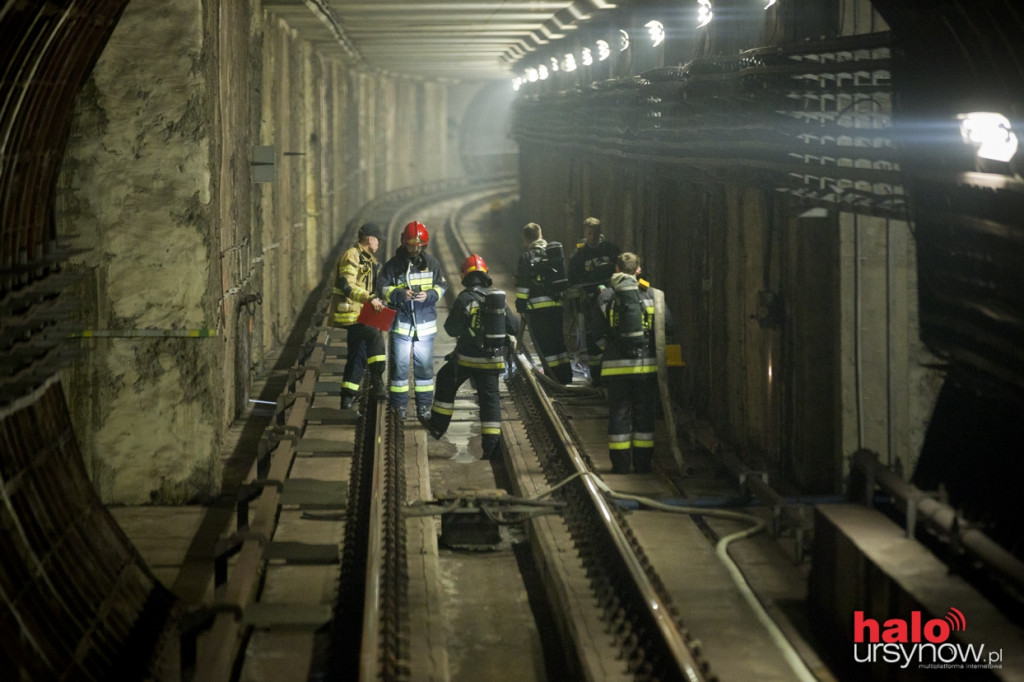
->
[388,333,435,410]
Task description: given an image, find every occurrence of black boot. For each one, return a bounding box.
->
[420,414,444,441]
[370,373,387,401]
[633,452,652,474]
[610,451,631,474]
[340,394,356,410]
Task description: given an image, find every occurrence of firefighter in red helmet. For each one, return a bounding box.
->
[422,254,520,460]
[378,220,447,420]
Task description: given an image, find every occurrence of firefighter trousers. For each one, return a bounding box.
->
[606,372,658,474]
[527,308,573,385]
[427,360,502,460]
[341,323,386,402]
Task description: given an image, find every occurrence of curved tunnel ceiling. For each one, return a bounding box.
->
[267,0,616,79]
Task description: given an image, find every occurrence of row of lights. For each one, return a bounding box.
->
[513,0,779,90]
[512,22,660,90]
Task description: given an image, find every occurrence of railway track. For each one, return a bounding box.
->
[182,180,824,682]
[334,190,718,681]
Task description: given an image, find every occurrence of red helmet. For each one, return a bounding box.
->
[402,221,429,246]
[461,254,488,279]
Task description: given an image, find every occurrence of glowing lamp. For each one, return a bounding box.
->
[959,112,1019,163]
[698,0,713,28]
[645,20,665,47]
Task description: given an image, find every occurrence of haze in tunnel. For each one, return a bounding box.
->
[458,81,519,178]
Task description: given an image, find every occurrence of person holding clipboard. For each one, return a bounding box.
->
[329,222,389,409]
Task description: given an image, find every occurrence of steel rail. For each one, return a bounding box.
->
[359,399,391,681]
[428,186,709,679]
[509,350,710,681]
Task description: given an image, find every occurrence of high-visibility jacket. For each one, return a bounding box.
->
[596,273,673,377]
[378,247,447,339]
[515,238,564,313]
[329,242,379,328]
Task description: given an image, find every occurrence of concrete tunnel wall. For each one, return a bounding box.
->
[52,0,484,504]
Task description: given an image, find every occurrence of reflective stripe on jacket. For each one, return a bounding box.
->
[597,273,658,376]
[378,248,447,339]
[446,284,520,371]
[515,239,563,312]
[567,237,619,297]
[329,243,378,327]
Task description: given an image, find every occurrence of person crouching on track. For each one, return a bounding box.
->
[329,222,388,409]
[378,221,447,421]
[514,222,573,385]
[596,252,673,474]
[422,254,520,461]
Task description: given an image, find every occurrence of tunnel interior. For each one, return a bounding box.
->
[2,0,1024,677]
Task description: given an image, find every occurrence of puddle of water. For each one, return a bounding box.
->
[449,450,477,464]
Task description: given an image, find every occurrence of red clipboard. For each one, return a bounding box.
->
[356,302,397,331]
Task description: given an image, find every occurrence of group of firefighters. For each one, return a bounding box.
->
[329,216,671,474]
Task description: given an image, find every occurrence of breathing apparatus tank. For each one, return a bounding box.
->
[544,241,568,294]
[481,290,507,355]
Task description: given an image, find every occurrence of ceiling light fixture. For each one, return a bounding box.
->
[959,112,1019,163]
[698,0,713,28]
[645,20,665,47]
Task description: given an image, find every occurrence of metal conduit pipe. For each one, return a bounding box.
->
[851,449,1024,595]
[692,424,810,560]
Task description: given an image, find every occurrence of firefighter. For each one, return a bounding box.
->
[422,254,520,461]
[329,222,387,409]
[566,216,620,384]
[596,252,672,474]
[514,222,572,384]
[378,221,447,420]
